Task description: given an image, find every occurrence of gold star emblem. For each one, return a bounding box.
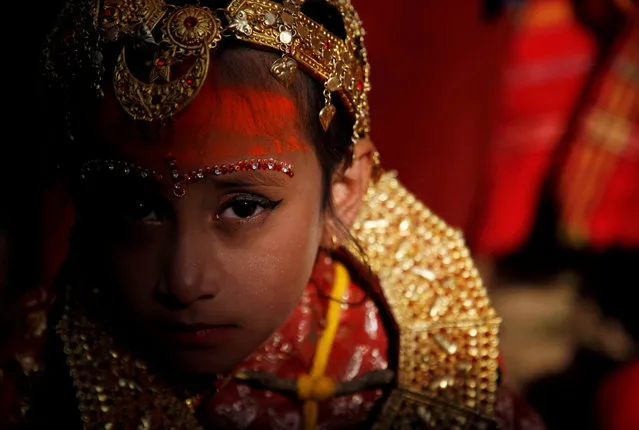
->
[150,52,180,83]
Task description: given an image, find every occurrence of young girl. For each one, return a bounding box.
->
[1,0,544,428]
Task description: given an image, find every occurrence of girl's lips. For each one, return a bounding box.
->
[160,323,237,348]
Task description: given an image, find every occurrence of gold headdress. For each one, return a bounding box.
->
[47,0,370,146]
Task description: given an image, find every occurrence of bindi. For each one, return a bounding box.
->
[80,156,295,198]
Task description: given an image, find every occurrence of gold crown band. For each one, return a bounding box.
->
[96,0,370,145]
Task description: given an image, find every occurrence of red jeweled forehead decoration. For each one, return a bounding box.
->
[165,155,294,197]
[80,156,295,198]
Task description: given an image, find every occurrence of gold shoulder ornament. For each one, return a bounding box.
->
[350,172,502,430]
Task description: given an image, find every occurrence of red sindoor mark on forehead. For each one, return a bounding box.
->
[205,86,298,137]
[248,136,308,157]
[163,85,310,165]
[98,86,310,168]
[247,135,310,157]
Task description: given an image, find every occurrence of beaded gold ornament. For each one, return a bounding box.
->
[349,172,501,429]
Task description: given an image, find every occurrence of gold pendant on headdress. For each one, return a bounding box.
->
[271,55,298,85]
[319,103,336,131]
[319,76,340,131]
[110,4,223,122]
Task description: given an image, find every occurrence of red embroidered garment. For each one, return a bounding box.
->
[196,254,389,428]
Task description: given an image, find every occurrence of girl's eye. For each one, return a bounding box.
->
[129,202,160,223]
[221,200,261,219]
[81,179,169,225]
[114,196,167,225]
[218,195,281,221]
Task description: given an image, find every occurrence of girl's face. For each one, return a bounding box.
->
[77,81,328,375]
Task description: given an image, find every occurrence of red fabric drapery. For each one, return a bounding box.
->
[353,0,513,238]
[475,0,597,255]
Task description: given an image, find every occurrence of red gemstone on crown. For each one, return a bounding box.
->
[323,41,330,49]
[357,81,364,90]
[104,7,115,18]
[184,16,198,27]
[156,58,166,67]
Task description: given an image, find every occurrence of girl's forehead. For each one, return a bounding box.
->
[97,84,311,170]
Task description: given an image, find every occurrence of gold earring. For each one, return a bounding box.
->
[371,151,382,181]
[330,233,339,250]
